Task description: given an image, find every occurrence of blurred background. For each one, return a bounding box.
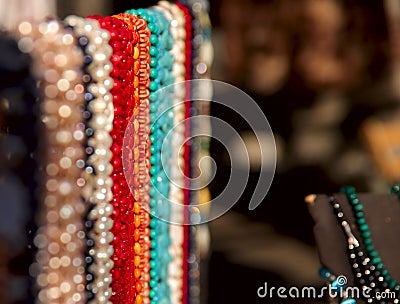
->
[57,0,400,303]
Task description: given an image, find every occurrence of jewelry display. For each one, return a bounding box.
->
[0,2,213,303]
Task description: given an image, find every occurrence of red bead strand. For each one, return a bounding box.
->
[115,13,152,304]
[88,15,139,304]
[176,3,193,304]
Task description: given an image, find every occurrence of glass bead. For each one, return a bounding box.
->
[150,58,158,68]
[150,35,158,45]
[359,224,369,232]
[149,46,158,57]
[354,204,364,212]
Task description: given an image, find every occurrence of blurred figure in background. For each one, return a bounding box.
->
[209,1,400,303]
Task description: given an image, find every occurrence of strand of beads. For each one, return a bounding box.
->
[341,186,400,294]
[148,8,174,304]
[120,13,152,304]
[127,13,153,304]
[63,16,97,302]
[125,11,161,304]
[114,13,151,304]
[154,3,187,304]
[177,3,199,303]
[0,31,39,303]
[88,15,139,304]
[17,19,87,303]
[135,16,152,304]
[126,8,174,304]
[330,196,400,304]
[178,2,214,302]
[179,0,213,83]
[148,9,175,304]
[64,15,114,304]
[175,4,193,302]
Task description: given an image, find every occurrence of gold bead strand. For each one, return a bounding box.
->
[16,19,86,304]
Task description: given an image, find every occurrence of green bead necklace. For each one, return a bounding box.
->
[341,186,400,293]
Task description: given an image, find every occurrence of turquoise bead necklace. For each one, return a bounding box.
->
[319,188,400,303]
[148,9,174,304]
[340,186,400,294]
[321,196,400,303]
[126,8,174,304]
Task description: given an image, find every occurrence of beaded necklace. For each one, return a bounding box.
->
[133,14,152,304]
[126,7,174,304]
[124,10,161,304]
[135,19,152,304]
[176,2,194,304]
[64,15,114,304]
[329,195,400,303]
[113,13,149,304]
[88,15,139,304]
[341,186,400,294]
[17,19,87,303]
[154,2,187,303]
[115,12,153,304]
[177,2,213,303]
[175,4,193,303]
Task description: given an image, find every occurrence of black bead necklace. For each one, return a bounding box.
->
[329,196,400,304]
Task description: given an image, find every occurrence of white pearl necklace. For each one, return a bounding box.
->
[64,15,114,304]
[187,2,214,303]
[154,2,187,303]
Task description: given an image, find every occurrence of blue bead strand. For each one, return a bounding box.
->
[126,8,174,304]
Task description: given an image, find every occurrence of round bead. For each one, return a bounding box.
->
[150,35,158,45]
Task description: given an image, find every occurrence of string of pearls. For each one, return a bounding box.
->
[88,15,139,303]
[64,15,114,304]
[178,1,213,303]
[154,3,187,303]
[17,19,87,304]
